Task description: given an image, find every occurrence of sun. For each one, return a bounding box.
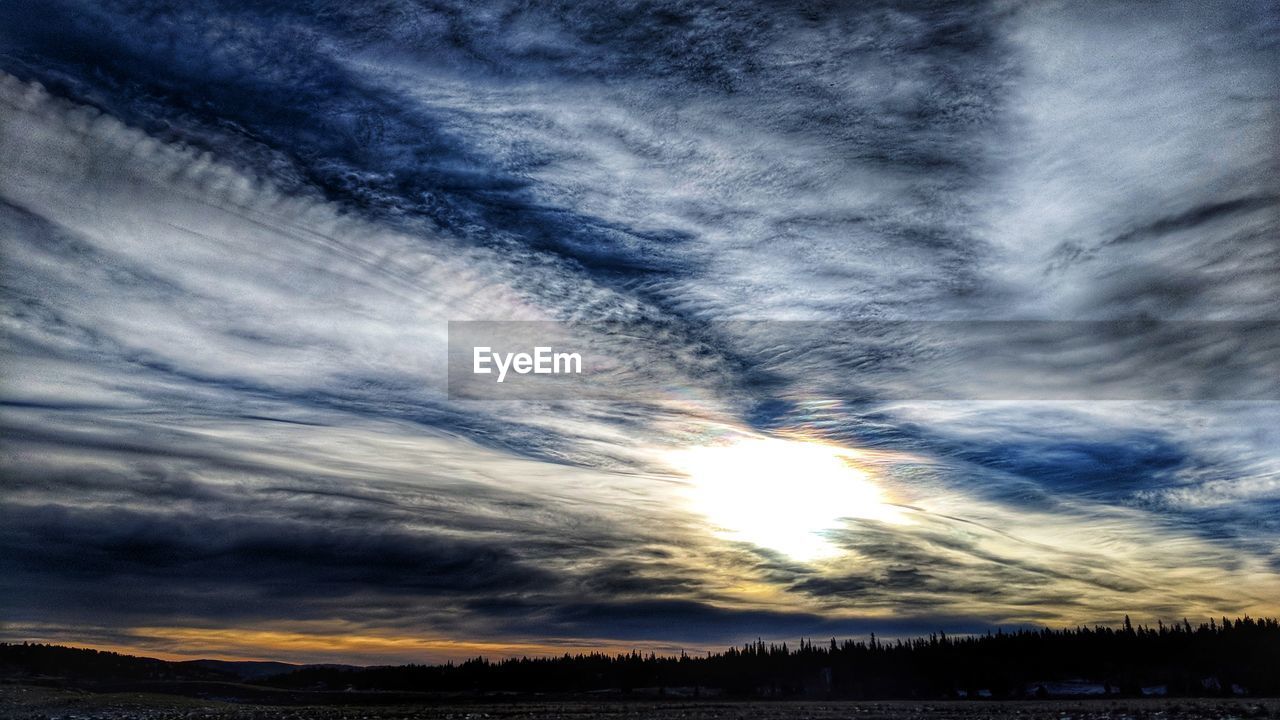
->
[665,437,903,561]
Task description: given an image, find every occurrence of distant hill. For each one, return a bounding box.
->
[0,644,340,684]
[0,643,234,682]
[179,659,301,680]
[0,644,375,705]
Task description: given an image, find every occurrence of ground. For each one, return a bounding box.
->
[3,686,1278,720]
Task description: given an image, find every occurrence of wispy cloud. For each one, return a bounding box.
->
[1,0,1278,663]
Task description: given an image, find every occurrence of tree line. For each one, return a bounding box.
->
[266,616,1280,698]
[4,616,1278,699]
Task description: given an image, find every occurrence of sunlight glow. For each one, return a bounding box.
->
[666,437,903,561]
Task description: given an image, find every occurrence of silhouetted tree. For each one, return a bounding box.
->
[6,616,1279,700]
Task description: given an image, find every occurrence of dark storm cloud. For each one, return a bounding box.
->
[0,450,720,634]
[479,598,997,645]
[0,502,549,598]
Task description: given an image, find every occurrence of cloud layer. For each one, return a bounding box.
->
[1,0,1278,663]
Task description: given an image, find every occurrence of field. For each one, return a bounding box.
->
[3,686,1280,720]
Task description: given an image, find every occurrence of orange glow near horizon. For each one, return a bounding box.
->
[5,626,710,666]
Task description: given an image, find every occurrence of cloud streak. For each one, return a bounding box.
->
[1,0,1278,663]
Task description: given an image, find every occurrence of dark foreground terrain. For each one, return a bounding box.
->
[4,686,1280,720]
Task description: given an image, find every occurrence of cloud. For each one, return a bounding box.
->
[482,598,1001,645]
[1,0,1278,662]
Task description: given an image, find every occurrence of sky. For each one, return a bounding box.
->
[1,0,1279,665]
